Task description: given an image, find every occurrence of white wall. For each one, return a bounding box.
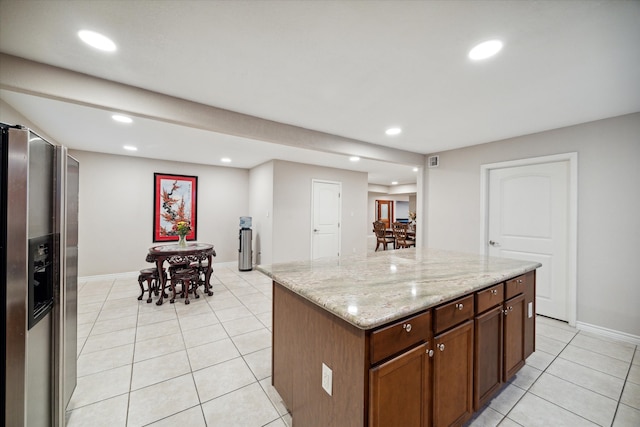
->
[272,160,368,263]
[424,113,640,337]
[69,150,249,276]
[249,161,274,265]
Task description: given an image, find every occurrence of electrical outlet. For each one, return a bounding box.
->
[322,363,332,396]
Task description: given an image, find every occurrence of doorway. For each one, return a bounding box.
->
[376,200,394,229]
[480,153,577,325]
[311,180,341,259]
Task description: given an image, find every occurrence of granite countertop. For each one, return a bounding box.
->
[257,248,541,330]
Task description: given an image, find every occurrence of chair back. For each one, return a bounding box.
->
[372,221,387,238]
[392,222,414,248]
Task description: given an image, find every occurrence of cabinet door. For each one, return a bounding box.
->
[474,306,503,410]
[369,343,431,427]
[504,293,526,381]
[433,320,474,427]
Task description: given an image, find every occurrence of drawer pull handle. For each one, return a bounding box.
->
[518,279,523,284]
[455,303,464,310]
[403,323,412,332]
[509,306,513,312]
[427,349,434,357]
[504,309,509,316]
[438,344,445,352]
[491,289,498,295]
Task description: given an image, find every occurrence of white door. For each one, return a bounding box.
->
[488,161,569,321]
[312,180,341,259]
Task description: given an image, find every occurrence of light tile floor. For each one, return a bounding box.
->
[66,263,639,427]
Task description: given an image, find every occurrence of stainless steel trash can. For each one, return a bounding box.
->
[238,217,252,271]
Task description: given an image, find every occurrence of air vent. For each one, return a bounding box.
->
[428,155,440,168]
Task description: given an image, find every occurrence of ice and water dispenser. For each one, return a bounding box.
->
[28,233,55,329]
[239,216,252,271]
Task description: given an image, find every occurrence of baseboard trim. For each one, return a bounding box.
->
[79,271,139,282]
[576,321,640,346]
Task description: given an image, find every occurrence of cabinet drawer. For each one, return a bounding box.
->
[434,295,474,334]
[476,283,504,314]
[505,275,526,299]
[370,311,432,365]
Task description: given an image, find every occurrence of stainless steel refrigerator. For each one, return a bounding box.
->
[2,123,78,426]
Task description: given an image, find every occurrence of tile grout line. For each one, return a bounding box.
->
[75,280,114,359]
[66,278,122,422]
[609,345,638,427]
[514,329,629,427]
[125,276,141,427]
[221,270,285,426]
[542,329,633,403]
[500,324,580,425]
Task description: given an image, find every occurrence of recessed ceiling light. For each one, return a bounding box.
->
[468,40,503,60]
[123,145,137,151]
[112,114,132,124]
[349,156,360,162]
[413,167,419,172]
[391,181,398,185]
[78,30,117,52]
[385,127,402,136]
[221,157,232,163]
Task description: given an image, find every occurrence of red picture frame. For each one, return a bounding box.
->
[153,173,198,242]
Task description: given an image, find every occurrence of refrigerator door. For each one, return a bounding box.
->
[64,154,78,407]
[26,130,56,427]
[4,126,29,427]
[53,147,79,426]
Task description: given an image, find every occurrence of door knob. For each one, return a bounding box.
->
[489,240,500,247]
[314,229,319,232]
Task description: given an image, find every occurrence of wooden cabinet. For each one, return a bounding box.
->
[474,274,531,408]
[369,312,432,427]
[370,311,432,365]
[272,269,537,427]
[434,295,474,334]
[474,305,503,410]
[503,293,526,381]
[433,320,474,427]
[432,296,475,427]
[474,283,504,410]
[369,343,431,427]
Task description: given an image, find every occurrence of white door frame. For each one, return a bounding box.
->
[310,179,342,259]
[479,153,578,326]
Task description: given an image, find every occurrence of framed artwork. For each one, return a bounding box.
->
[153,173,198,242]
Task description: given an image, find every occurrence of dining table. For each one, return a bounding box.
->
[146,242,216,305]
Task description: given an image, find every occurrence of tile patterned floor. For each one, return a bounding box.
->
[66,263,639,426]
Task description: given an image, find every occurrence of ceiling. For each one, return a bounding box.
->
[1,0,639,186]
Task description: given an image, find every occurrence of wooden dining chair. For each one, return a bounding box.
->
[373,221,395,251]
[392,222,416,249]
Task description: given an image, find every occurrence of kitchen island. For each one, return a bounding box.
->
[258,248,541,427]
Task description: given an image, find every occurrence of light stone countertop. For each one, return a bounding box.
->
[257,248,541,330]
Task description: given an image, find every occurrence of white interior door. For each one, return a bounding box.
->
[488,161,569,321]
[312,180,341,259]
